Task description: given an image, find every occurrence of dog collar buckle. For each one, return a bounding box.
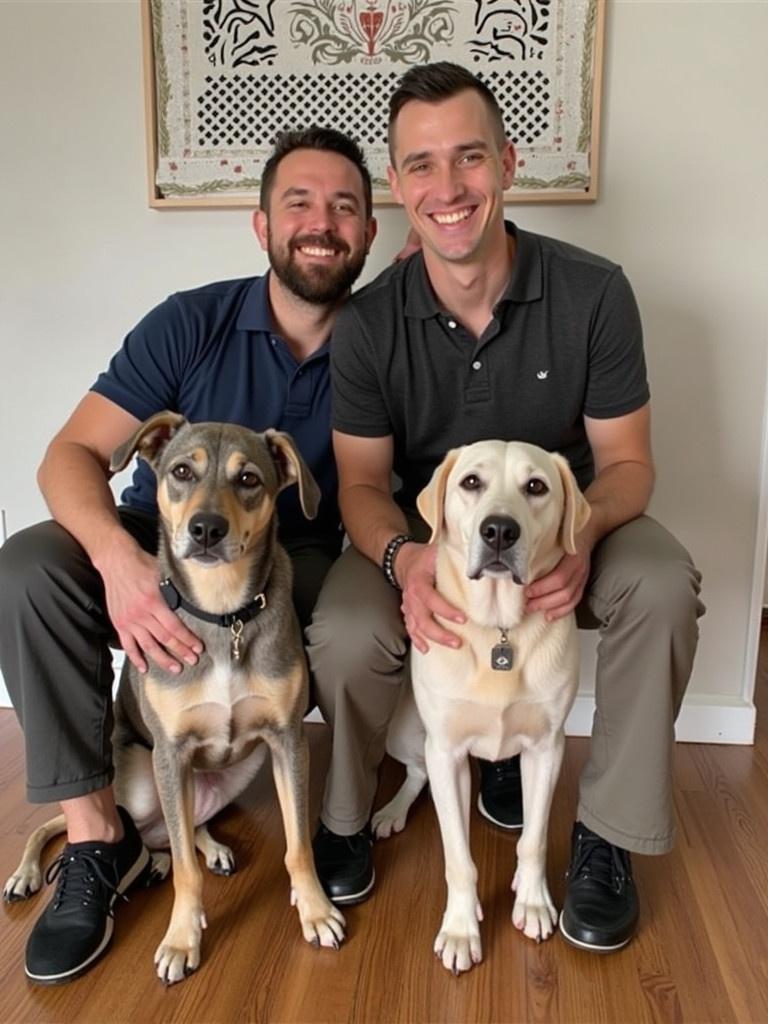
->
[492,628,514,671]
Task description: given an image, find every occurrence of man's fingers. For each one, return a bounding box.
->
[153,608,203,662]
[130,627,184,675]
[121,635,147,674]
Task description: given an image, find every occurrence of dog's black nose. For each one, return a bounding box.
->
[479,515,520,551]
[188,513,229,548]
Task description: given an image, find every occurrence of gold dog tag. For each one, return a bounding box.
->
[231,619,244,662]
[491,644,514,671]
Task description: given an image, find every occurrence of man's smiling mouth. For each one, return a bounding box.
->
[431,207,473,226]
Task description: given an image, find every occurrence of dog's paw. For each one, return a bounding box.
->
[3,865,42,903]
[292,887,346,950]
[154,913,207,986]
[147,851,172,885]
[511,871,557,941]
[434,900,483,975]
[205,843,236,876]
[195,827,236,876]
[371,804,407,840]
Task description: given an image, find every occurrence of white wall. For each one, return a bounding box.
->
[1,1,766,741]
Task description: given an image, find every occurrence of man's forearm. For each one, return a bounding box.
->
[339,483,411,567]
[582,460,655,549]
[38,440,138,571]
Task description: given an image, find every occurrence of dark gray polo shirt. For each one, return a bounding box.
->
[331,223,649,510]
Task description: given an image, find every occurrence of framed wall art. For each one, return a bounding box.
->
[142,0,606,208]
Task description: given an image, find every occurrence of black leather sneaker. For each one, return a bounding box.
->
[559,822,639,952]
[312,823,374,905]
[477,756,524,830]
[25,806,151,984]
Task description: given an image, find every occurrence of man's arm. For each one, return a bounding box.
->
[334,429,465,652]
[525,403,655,620]
[38,391,202,673]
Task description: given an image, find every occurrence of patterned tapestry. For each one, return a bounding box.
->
[146,0,603,204]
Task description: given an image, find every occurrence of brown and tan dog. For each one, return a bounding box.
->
[4,413,344,984]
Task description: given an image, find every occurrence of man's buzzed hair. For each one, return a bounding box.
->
[387,62,507,163]
[259,126,373,217]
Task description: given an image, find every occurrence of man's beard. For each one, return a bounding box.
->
[268,231,366,304]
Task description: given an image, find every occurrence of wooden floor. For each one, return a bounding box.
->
[1,629,767,1023]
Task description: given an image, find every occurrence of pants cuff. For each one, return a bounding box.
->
[577,803,675,856]
[27,769,114,805]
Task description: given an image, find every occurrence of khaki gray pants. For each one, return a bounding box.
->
[306,515,704,856]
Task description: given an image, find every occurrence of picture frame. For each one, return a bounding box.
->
[142,0,606,209]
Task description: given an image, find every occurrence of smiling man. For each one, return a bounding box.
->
[0,126,376,985]
[307,64,704,954]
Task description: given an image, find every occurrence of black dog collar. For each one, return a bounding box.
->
[159,578,267,628]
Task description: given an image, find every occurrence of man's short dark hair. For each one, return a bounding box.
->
[388,62,507,163]
[259,126,373,218]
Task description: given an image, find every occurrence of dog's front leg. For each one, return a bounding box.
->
[511,735,563,941]
[425,740,483,974]
[152,743,206,985]
[268,730,346,949]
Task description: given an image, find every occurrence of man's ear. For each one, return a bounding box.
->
[500,140,516,191]
[253,208,268,252]
[365,216,378,254]
[387,164,403,205]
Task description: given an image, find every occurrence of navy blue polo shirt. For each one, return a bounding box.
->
[92,274,339,541]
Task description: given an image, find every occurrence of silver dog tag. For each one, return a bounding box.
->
[491,644,514,671]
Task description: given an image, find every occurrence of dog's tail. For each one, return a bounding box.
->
[3,813,67,902]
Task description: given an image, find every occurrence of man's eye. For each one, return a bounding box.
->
[238,471,261,488]
[460,474,483,491]
[526,478,549,496]
[172,464,194,482]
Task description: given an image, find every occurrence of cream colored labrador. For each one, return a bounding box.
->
[373,440,590,974]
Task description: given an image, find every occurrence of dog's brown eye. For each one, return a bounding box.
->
[238,471,261,489]
[172,463,193,482]
[460,474,483,491]
[526,478,549,496]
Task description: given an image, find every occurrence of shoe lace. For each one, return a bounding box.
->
[45,848,128,916]
[488,757,520,784]
[570,831,631,894]
[319,825,371,854]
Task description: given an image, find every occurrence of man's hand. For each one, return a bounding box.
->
[96,539,203,674]
[396,542,466,653]
[524,535,592,622]
[392,226,422,263]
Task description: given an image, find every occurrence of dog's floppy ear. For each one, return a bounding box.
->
[552,453,591,554]
[416,448,460,542]
[266,429,321,520]
[109,411,187,473]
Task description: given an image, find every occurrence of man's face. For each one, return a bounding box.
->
[387,90,515,265]
[255,148,376,304]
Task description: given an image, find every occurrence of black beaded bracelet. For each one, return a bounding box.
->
[382,533,414,590]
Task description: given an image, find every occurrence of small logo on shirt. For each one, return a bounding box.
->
[536,370,549,380]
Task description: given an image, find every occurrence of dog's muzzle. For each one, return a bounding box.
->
[186,512,230,562]
[468,514,526,584]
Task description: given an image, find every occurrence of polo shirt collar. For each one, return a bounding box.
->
[236,273,274,333]
[403,221,543,320]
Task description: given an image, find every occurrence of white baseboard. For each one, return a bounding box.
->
[564,692,756,745]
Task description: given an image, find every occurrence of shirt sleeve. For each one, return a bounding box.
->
[330,303,393,437]
[583,268,650,419]
[90,294,191,421]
